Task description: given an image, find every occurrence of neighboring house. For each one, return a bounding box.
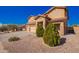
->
[26,6,68,35]
[19,25,26,31]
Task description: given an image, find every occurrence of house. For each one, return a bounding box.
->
[26,6,68,35]
[18,25,26,31]
[26,16,37,32]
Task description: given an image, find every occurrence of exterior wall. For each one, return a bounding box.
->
[28,16,36,24]
[26,16,36,33]
[52,22,65,36]
[59,22,65,35]
[26,24,36,33]
[48,9,66,20]
[36,17,46,29]
[73,26,79,34]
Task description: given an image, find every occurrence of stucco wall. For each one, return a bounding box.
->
[48,9,66,20]
[26,25,36,33]
[53,22,65,36]
[28,16,36,24]
[73,26,79,34]
[36,17,46,29]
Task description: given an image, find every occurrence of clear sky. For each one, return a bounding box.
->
[0,6,79,26]
[0,6,51,24]
[67,6,79,26]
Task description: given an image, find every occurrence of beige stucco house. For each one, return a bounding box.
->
[26,6,68,35]
[26,16,36,32]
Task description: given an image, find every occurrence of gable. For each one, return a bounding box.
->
[28,16,36,24]
[48,9,66,19]
[47,7,67,21]
[36,16,46,22]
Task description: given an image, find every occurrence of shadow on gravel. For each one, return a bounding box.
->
[54,38,66,47]
[59,38,66,46]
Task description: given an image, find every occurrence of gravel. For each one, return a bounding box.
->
[0,31,79,53]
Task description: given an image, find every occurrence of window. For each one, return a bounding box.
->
[37,22,43,26]
[54,24,60,30]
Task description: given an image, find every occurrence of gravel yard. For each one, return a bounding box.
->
[0,31,79,53]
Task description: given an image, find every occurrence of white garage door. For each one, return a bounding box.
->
[30,26,36,33]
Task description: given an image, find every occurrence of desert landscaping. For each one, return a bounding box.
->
[0,6,79,53]
[0,31,79,53]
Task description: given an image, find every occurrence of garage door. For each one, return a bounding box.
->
[30,26,36,33]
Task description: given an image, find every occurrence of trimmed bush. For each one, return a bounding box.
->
[8,37,20,42]
[36,23,44,37]
[43,23,60,47]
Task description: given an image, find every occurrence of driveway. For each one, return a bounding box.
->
[0,31,79,53]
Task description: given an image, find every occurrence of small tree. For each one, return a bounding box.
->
[7,24,18,31]
[0,25,8,32]
[43,23,60,47]
[36,23,44,37]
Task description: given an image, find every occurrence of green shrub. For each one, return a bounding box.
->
[43,23,60,47]
[7,24,18,31]
[0,24,19,32]
[8,37,20,42]
[36,23,44,37]
[0,25,8,32]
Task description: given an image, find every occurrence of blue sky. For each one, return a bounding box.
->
[67,6,79,26]
[0,6,79,26]
[0,6,51,24]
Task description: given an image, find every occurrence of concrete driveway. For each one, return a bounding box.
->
[0,31,79,53]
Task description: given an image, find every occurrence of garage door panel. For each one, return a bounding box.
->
[30,26,36,32]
